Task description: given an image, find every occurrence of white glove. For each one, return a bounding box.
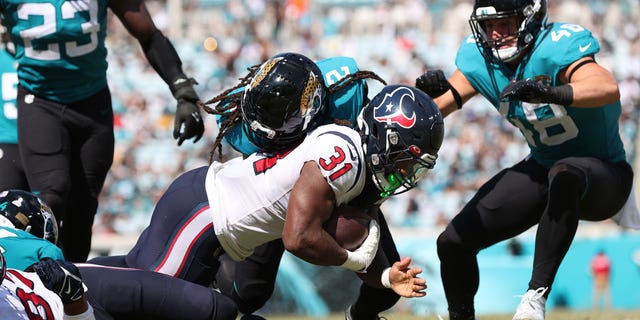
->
[340,219,380,272]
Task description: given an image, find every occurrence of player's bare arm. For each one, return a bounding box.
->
[109,0,157,39]
[434,69,477,117]
[283,161,346,266]
[560,57,620,108]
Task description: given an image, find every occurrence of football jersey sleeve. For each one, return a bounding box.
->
[534,22,600,73]
[0,228,65,271]
[317,56,367,128]
[309,125,366,205]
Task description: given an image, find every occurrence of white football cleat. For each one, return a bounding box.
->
[512,287,548,320]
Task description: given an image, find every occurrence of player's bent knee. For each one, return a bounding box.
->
[548,162,586,187]
[215,295,239,320]
[437,230,471,259]
[232,284,273,314]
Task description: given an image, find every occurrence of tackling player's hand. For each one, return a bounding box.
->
[500,79,573,105]
[340,219,380,272]
[388,257,427,298]
[31,258,85,304]
[171,77,205,146]
[415,70,452,98]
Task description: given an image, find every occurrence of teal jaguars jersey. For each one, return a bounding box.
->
[0,0,109,103]
[0,226,64,270]
[0,50,18,144]
[218,56,368,155]
[456,22,625,168]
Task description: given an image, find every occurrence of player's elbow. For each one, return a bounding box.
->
[605,83,620,102]
[596,83,620,106]
[282,232,313,255]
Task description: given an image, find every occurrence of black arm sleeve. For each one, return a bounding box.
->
[140,30,186,85]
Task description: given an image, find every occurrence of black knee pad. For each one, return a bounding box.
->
[548,163,586,195]
[436,229,465,259]
[547,163,586,220]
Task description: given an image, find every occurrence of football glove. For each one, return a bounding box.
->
[171,77,205,146]
[340,219,380,272]
[415,70,451,98]
[31,258,84,304]
[500,79,573,105]
[416,70,463,108]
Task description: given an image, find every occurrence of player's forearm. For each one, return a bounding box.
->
[283,230,347,266]
[63,296,95,320]
[140,30,186,86]
[565,61,620,108]
[567,79,619,108]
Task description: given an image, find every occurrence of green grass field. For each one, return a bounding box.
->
[265,309,640,320]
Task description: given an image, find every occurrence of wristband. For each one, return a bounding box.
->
[551,84,573,105]
[381,267,391,288]
[450,86,463,109]
[170,77,199,101]
[341,250,365,272]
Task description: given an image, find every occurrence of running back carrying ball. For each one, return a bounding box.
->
[323,205,372,251]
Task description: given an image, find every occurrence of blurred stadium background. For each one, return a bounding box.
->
[90,0,640,318]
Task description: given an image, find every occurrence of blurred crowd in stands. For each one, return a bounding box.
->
[94,0,640,236]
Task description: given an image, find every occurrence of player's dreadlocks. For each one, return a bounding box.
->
[200,64,386,163]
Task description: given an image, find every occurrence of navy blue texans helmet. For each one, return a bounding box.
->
[357,85,444,197]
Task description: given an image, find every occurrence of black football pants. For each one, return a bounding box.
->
[17,85,114,262]
[437,157,633,319]
[77,263,238,320]
[0,143,29,190]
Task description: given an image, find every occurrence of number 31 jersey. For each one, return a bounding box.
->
[206,124,366,261]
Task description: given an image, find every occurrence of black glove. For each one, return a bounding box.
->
[500,79,573,105]
[170,77,205,146]
[31,258,84,304]
[415,70,451,98]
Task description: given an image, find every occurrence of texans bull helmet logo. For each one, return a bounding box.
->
[372,86,417,128]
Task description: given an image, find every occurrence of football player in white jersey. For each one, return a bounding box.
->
[90,53,444,316]
[0,251,95,320]
[208,53,414,320]
[1,189,238,320]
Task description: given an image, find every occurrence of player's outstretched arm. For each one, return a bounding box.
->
[387,257,427,298]
[110,0,204,146]
[31,258,95,319]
